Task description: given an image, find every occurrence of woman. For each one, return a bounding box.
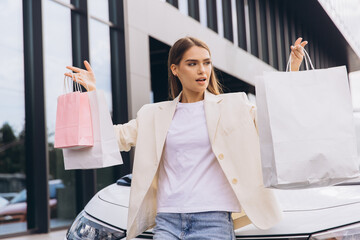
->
[65,37,307,240]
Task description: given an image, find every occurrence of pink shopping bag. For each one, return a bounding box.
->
[54,86,94,149]
[63,90,123,169]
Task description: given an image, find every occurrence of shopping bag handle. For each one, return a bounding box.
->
[63,75,72,93]
[74,74,81,92]
[63,73,88,93]
[286,46,315,72]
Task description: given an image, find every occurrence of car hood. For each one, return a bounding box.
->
[97,183,360,211]
[84,184,130,230]
[238,185,360,237]
[275,185,360,211]
[98,183,130,207]
[87,183,360,236]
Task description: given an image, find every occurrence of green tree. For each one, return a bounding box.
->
[0,123,25,173]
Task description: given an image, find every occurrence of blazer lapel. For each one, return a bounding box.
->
[154,94,180,164]
[204,90,223,145]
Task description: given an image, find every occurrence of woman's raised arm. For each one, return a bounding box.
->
[65,60,97,91]
[65,60,140,151]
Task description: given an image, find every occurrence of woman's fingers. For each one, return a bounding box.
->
[64,72,82,82]
[291,37,307,60]
[291,37,307,51]
[293,50,302,59]
[290,46,303,59]
[77,76,89,87]
[64,72,73,78]
[65,62,96,91]
[75,79,88,89]
[84,60,93,73]
[64,73,89,90]
[294,37,302,46]
[295,45,305,54]
[290,37,308,71]
[291,51,300,60]
[66,65,83,73]
[300,41,308,48]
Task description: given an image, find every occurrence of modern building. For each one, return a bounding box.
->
[0,0,359,238]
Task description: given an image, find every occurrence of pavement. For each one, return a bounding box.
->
[4,229,67,240]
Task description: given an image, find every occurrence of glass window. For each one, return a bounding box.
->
[88,19,114,190]
[222,0,233,42]
[188,0,200,21]
[0,0,27,235]
[88,0,109,21]
[259,0,269,63]
[235,0,247,50]
[248,0,258,57]
[277,3,286,70]
[206,0,218,33]
[42,0,76,229]
[89,19,112,113]
[269,0,278,69]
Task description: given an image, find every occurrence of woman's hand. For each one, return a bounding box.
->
[290,37,308,71]
[65,60,96,91]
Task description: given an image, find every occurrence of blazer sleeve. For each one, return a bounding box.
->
[113,118,138,152]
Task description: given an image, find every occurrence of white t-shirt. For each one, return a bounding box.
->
[157,100,241,213]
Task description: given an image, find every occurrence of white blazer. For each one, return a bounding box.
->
[114,90,282,240]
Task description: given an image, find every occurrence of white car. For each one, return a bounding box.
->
[65,174,360,240]
[0,196,9,209]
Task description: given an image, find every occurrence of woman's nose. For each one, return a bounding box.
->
[198,64,205,73]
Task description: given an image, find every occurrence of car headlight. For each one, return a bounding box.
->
[66,210,126,240]
[309,222,360,240]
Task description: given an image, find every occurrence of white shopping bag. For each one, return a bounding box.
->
[63,90,123,169]
[256,51,360,189]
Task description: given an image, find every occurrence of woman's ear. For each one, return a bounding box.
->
[170,64,177,76]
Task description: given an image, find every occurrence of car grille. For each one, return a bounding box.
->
[136,232,309,240]
[236,235,309,240]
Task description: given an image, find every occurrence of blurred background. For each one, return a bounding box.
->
[0,0,359,238]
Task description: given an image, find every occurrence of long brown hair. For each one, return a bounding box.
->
[167,36,222,99]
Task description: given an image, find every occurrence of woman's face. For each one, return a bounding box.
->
[171,46,212,95]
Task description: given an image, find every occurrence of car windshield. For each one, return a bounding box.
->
[10,189,26,204]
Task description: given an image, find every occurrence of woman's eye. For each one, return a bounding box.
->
[188,62,211,66]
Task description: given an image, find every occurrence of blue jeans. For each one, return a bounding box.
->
[153,211,236,240]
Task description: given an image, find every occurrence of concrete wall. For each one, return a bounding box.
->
[123,0,275,118]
